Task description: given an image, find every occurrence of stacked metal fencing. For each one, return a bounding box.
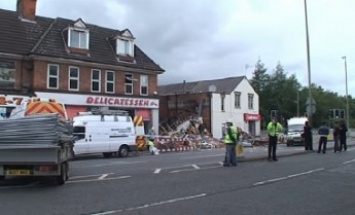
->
[0,114,74,145]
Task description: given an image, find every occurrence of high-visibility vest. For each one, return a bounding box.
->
[224,126,237,144]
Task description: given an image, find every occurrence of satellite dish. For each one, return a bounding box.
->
[208,84,217,92]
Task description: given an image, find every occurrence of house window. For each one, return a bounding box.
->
[47,64,59,89]
[91,69,101,92]
[234,92,241,108]
[140,75,148,96]
[125,73,133,94]
[0,61,15,83]
[68,66,79,91]
[106,71,115,93]
[117,39,134,56]
[69,29,89,49]
[248,93,254,109]
[221,95,225,111]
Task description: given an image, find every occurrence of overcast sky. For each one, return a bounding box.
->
[1,0,354,97]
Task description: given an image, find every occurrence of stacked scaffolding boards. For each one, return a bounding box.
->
[0,114,74,145]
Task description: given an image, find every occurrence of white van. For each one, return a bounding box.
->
[72,110,136,158]
[286,117,308,146]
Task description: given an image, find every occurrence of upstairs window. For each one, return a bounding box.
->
[69,29,89,49]
[140,75,148,96]
[248,93,254,109]
[91,69,101,92]
[116,39,134,56]
[221,95,225,111]
[125,73,133,95]
[234,92,241,108]
[68,66,79,91]
[47,64,59,89]
[106,71,115,93]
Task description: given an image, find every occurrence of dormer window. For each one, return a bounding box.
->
[117,39,134,56]
[113,29,135,57]
[66,19,89,50]
[69,29,88,49]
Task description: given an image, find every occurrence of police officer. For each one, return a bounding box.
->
[223,119,238,167]
[267,117,283,161]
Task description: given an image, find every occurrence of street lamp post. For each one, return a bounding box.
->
[342,56,350,137]
[304,0,313,125]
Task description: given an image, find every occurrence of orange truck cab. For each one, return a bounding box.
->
[9,98,67,120]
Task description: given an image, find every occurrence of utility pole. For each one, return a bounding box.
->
[342,56,350,137]
[304,0,313,126]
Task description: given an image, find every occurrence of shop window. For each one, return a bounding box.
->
[68,66,79,91]
[91,69,101,92]
[106,71,115,93]
[125,73,133,95]
[140,75,148,96]
[47,64,59,89]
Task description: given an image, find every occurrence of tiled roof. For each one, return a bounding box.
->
[158,76,246,95]
[0,8,164,72]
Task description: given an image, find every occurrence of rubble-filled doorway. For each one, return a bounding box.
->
[248,121,256,137]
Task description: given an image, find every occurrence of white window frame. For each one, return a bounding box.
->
[68,66,80,91]
[105,71,115,94]
[125,73,134,95]
[116,39,134,56]
[91,69,101,93]
[140,75,148,96]
[234,92,241,108]
[248,93,254,109]
[47,64,59,89]
[68,28,90,49]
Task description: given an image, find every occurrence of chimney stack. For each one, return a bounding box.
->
[17,0,37,21]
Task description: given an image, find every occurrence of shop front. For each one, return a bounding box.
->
[35,92,160,135]
[244,113,261,136]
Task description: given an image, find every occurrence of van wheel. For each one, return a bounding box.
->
[103,152,113,158]
[118,146,129,158]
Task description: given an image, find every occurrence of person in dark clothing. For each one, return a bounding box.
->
[333,122,340,153]
[339,121,348,151]
[303,121,313,151]
[317,122,330,154]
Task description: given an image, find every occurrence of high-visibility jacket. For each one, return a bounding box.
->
[267,122,283,137]
[224,126,238,144]
[147,140,154,147]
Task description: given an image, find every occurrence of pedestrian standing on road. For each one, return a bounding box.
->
[339,121,348,152]
[266,117,283,161]
[333,122,340,153]
[223,119,238,167]
[317,122,330,154]
[147,137,155,155]
[303,121,313,151]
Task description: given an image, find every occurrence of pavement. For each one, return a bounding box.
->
[1,138,355,215]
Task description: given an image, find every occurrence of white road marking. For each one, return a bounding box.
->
[253,168,324,186]
[218,162,223,165]
[153,168,161,174]
[67,175,131,184]
[192,164,200,169]
[343,159,355,165]
[98,174,109,180]
[70,173,114,179]
[90,193,207,215]
[179,153,225,159]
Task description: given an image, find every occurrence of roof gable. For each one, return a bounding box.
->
[72,18,87,29]
[158,76,246,95]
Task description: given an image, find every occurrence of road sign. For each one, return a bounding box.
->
[306,105,316,114]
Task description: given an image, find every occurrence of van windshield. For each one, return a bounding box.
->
[288,124,304,132]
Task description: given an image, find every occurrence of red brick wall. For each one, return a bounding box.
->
[33,60,158,97]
